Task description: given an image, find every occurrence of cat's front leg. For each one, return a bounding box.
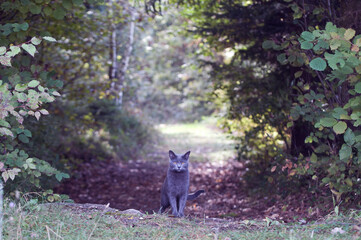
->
[169,196,178,216]
[178,194,187,217]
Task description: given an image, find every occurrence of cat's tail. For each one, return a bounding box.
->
[187,190,205,201]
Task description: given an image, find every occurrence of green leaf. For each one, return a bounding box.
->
[18,134,29,143]
[43,36,57,42]
[39,109,49,115]
[345,178,353,187]
[52,91,61,96]
[344,128,355,146]
[29,4,42,14]
[310,152,317,163]
[356,38,361,47]
[23,129,32,137]
[333,121,347,134]
[15,83,28,92]
[0,127,13,137]
[310,57,326,71]
[44,6,53,16]
[38,85,45,92]
[55,172,70,182]
[21,43,36,57]
[16,92,27,102]
[277,53,287,64]
[325,22,337,33]
[355,82,361,94]
[0,56,11,66]
[62,0,73,10]
[0,46,6,55]
[301,31,315,41]
[12,23,21,32]
[19,22,29,31]
[31,37,42,45]
[339,144,352,161]
[72,0,83,6]
[262,40,274,50]
[332,107,348,119]
[2,172,9,182]
[315,144,329,153]
[301,41,313,50]
[313,39,329,51]
[330,39,341,50]
[320,117,337,127]
[294,71,303,78]
[7,46,21,57]
[322,177,330,184]
[28,80,40,88]
[0,119,10,128]
[52,7,66,20]
[54,80,63,88]
[344,29,356,40]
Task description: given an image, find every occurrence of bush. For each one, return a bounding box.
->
[23,99,153,167]
[266,22,361,204]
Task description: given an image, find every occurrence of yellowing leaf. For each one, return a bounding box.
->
[288,170,296,176]
[2,171,9,182]
[333,121,347,134]
[344,28,356,40]
[345,178,353,187]
[351,44,359,52]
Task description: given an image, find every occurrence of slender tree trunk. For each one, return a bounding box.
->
[110,30,117,80]
[115,9,136,107]
[108,0,118,95]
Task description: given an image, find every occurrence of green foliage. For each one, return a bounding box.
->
[270,21,361,202]
[0,35,69,189]
[20,99,153,172]
[174,0,361,202]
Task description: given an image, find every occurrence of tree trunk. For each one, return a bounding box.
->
[115,9,136,107]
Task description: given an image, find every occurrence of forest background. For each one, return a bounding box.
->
[2,0,361,225]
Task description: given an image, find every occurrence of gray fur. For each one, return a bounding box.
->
[159,150,204,217]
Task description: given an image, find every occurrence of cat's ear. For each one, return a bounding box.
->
[169,150,176,160]
[182,151,191,160]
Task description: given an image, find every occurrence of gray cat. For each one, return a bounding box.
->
[159,150,204,217]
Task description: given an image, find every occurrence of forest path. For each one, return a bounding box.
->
[56,118,318,222]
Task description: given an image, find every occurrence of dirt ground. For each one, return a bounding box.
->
[55,150,331,222]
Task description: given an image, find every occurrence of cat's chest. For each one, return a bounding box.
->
[167,172,189,193]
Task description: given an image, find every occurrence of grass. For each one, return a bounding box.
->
[156,117,235,164]
[3,201,361,239]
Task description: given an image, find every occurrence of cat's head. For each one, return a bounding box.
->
[168,150,190,173]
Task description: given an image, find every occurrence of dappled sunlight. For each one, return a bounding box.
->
[156,118,235,164]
